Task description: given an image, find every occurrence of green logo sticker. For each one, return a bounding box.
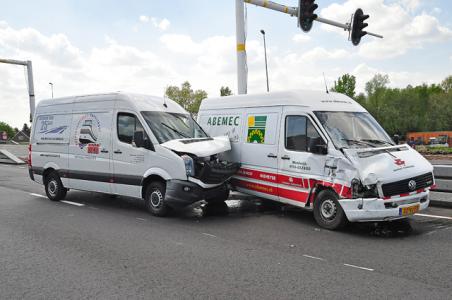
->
[247,115,267,144]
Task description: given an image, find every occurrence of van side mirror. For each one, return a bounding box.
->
[134,131,154,151]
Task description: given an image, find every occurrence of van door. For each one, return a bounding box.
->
[277,107,328,207]
[68,108,114,193]
[234,106,282,200]
[112,111,151,198]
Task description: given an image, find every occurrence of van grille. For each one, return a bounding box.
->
[381,172,434,197]
[196,161,241,184]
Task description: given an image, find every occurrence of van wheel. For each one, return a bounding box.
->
[144,181,170,217]
[313,189,347,230]
[44,171,67,201]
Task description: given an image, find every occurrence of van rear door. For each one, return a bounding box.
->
[277,107,328,206]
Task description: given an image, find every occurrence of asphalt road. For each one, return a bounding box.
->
[0,164,451,299]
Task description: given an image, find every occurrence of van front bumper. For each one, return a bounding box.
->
[165,180,228,208]
[339,191,430,222]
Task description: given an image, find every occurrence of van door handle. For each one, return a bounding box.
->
[101,149,109,153]
[281,155,290,160]
[267,153,277,158]
[114,150,122,154]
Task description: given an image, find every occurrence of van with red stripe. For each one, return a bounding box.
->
[198,90,435,229]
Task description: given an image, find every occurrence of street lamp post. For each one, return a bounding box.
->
[49,82,54,99]
[260,29,270,92]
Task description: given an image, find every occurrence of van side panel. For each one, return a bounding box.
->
[31,102,73,186]
[67,98,114,193]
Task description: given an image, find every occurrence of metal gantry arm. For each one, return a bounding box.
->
[0,58,35,122]
[244,0,383,38]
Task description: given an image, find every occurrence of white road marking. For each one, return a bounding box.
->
[202,233,217,238]
[136,218,146,221]
[344,263,374,272]
[30,193,47,199]
[60,200,85,207]
[18,166,26,169]
[303,254,325,261]
[415,213,452,220]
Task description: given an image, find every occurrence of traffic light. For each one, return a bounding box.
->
[351,8,369,46]
[298,0,318,32]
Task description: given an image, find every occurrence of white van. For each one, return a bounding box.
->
[29,92,239,215]
[198,90,435,229]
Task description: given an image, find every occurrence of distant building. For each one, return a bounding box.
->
[406,131,452,147]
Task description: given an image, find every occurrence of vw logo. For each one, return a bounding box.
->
[408,180,417,191]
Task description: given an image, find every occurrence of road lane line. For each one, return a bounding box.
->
[30,193,47,199]
[202,233,217,238]
[344,263,374,272]
[415,213,452,220]
[60,200,85,207]
[303,254,325,261]
[136,218,146,221]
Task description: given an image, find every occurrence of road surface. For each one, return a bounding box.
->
[0,164,451,299]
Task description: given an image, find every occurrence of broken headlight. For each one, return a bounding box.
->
[351,179,379,199]
[181,155,195,177]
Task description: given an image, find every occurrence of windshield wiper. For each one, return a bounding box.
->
[361,139,394,146]
[161,123,190,139]
[341,139,376,148]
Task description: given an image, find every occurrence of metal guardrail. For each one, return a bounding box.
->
[433,165,452,193]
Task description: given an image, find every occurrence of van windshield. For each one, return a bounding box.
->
[141,111,209,144]
[314,111,394,149]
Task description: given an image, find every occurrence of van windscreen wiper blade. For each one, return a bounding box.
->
[361,139,394,146]
[161,123,190,139]
[341,139,376,148]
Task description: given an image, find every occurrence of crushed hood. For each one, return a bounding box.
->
[161,136,231,157]
[343,145,434,185]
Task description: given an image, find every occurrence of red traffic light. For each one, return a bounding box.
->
[351,8,369,46]
[298,0,318,33]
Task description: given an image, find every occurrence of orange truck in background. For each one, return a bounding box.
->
[406,131,452,147]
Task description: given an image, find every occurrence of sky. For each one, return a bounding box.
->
[1,0,451,128]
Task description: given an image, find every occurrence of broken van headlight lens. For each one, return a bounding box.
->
[351,179,379,199]
[181,155,195,177]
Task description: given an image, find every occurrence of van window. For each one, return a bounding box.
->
[285,116,321,152]
[117,113,147,144]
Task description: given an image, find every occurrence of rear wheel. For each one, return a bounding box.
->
[144,181,171,217]
[313,189,347,230]
[44,171,67,201]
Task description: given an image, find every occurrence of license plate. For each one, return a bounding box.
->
[399,204,420,216]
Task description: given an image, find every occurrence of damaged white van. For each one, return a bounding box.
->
[29,92,239,215]
[198,90,435,229]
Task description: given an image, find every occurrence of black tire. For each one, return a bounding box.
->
[144,181,170,217]
[313,189,348,230]
[44,171,67,201]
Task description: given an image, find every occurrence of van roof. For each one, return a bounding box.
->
[36,92,187,114]
[200,89,367,112]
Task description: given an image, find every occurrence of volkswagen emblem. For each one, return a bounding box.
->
[408,180,417,191]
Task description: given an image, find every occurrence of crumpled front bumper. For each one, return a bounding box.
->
[339,191,430,222]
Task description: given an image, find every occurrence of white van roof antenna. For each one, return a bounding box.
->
[322,72,329,94]
[163,87,168,108]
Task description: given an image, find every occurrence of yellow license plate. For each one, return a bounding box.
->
[399,204,420,216]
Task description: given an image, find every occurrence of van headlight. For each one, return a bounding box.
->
[181,155,195,177]
[351,179,378,199]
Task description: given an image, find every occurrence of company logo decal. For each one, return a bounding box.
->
[394,158,406,166]
[247,115,267,144]
[74,113,101,153]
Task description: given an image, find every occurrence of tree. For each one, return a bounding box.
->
[441,75,452,93]
[331,74,356,98]
[22,123,31,137]
[0,121,15,139]
[220,86,233,97]
[165,81,208,115]
[365,74,389,96]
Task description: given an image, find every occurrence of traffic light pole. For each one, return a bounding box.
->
[0,58,36,122]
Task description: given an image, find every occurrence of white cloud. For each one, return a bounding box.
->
[301,47,349,61]
[320,0,452,59]
[292,34,311,44]
[139,16,170,31]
